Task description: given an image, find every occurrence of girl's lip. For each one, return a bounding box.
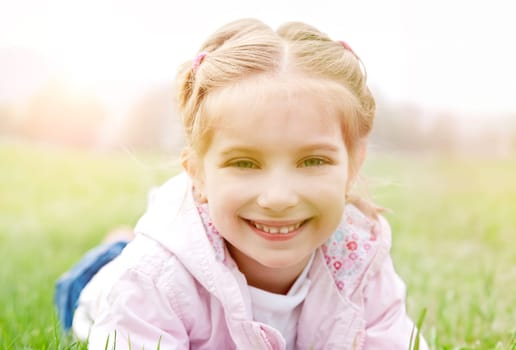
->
[243,218,308,226]
[243,218,308,241]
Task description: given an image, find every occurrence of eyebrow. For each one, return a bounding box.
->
[219,147,260,157]
[219,143,341,156]
[297,143,341,153]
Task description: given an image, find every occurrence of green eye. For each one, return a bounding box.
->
[233,160,257,169]
[301,158,326,167]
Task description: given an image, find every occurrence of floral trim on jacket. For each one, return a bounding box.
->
[196,201,384,297]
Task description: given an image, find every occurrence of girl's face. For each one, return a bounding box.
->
[190,79,352,290]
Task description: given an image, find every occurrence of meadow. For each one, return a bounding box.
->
[0,141,514,349]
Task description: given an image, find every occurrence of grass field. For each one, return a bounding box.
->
[0,141,514,349]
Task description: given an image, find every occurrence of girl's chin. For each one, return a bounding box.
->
[253,253,311,270]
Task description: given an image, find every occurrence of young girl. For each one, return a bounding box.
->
[56,18,428,349]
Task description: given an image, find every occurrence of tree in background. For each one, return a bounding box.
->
[121,84,184,154]
[0,103,15,135]
[370,102,430,153]
[17,79,106,148]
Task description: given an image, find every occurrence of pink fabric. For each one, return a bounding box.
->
[192,51,208,73]
[77,173,428,349]
[338,40,357,57]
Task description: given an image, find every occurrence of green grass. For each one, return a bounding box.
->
[0,142,174,349]
[1,141,515,349]
[363,154,516,349]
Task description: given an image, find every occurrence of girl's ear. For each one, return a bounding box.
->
[347,138,368,189]
[181,147,207,202]
[180,147,194,175]
[356,138,368,171]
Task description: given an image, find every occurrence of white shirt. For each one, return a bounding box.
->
[249,253,314,349]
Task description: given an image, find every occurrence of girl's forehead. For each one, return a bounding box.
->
[193,73,360,156]
[204,81,348,156]
[205,73,354,123]
[206,82,347,147]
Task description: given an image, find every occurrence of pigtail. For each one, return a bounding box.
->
[278,22,375,135]
[346,194,384,221]
[176,61,195,112]
[175,60,198,146]
[175,19,282,151]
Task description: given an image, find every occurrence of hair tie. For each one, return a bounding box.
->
[338,40,356,56]
[192,51,208,73]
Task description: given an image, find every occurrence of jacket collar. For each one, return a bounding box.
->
[135,173,367,348]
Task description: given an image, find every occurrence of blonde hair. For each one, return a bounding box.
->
[176,18,381,217]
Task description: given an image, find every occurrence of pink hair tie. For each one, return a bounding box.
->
[192,51,208,73]
[338,40,356,56]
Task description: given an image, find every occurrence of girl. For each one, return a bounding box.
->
[56,18,428,349]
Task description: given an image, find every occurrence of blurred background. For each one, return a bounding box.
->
[1,0,515,156]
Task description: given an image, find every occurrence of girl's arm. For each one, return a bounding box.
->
[86,266,190,349]
[363,254,429,349]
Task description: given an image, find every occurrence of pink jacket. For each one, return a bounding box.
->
[77,173,428,349]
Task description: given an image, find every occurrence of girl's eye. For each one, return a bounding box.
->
[300,158,327,167]
[232,160,258,169]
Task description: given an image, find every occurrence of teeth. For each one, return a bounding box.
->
[252,221,303,234]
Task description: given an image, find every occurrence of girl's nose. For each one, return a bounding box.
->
[256,177,299,212]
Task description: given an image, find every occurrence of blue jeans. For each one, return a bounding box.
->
[54,241,128,331]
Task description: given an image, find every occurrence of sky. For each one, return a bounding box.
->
[1,0,515,119]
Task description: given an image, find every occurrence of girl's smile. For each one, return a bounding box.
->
[244,218,308,241]
[188,74,353,292]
